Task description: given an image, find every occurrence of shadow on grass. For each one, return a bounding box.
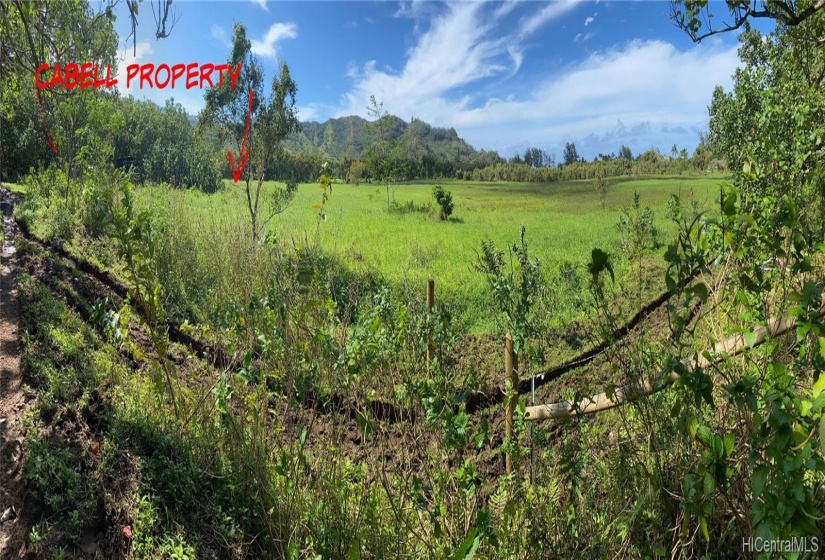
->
[17,273,257,558]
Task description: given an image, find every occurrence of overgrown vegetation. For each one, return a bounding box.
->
[3,0,825,558]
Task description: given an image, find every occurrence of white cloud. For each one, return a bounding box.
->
[507,45,524,73]
[449,40,740,155]
[395,0,427,19]
[494,0,522,18]
[519,0,581,38]
[250,22,297,58]
[115,41,153,95]
[210,24,230,47]
[251,0,268,12]
[335,11,739,157]
[296,104,321,122]
[338,3,509,118]
[326,1,740,158]
[114,41,204,116]
[584,15,595,26]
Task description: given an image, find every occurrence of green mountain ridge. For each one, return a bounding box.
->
[284,114,494,165]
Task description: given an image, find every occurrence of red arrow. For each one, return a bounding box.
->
[227,90,253,183]
[35,89,57,154]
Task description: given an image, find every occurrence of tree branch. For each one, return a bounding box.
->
[152,0,181,40]
[672,0,825,43]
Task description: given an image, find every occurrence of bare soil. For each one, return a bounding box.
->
[1,187,34,558]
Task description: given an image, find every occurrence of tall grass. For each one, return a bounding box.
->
[140,189,272,326]
[133,176,720,334]
[20,166,811,559]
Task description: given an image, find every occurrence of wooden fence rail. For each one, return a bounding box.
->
[524,298,825,422]
[505,332,517,474]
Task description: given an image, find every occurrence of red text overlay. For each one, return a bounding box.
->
[35,63,242,90]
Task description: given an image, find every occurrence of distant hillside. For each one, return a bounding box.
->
[284,115,489,164]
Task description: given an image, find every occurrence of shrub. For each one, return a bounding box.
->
[432,185,454,221]
[347,161,365,185]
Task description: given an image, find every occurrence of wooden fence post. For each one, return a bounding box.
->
[505,331,518,475]
[426,279,435,367]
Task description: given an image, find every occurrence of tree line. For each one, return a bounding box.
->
[0,0,724,197]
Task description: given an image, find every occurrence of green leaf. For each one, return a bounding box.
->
[665,274,677,293]
[355,410,375,440]
[752,465,769,497]
[743,329,757,348]
[820,415,825,457]
[813,374,825,398]
[723,433,734,456]
[703,472,715,496]
[692,282,708,302]
[699,516,709,541]
[345,539,361,560]
[711,435,724,459]
[447,528,480,560]
[722,189,737,216]
[670,399,682,418]
[688,419,698,438]
[774,424,792,450]
[697,425,713,447]
[588,248,614,283]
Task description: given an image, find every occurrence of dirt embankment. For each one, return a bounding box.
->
[1,186,33,557]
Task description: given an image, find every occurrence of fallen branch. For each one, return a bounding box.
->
[466,271,706,413]
[525,298,824,421]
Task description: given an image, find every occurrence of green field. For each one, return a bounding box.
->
[137,174,725,331]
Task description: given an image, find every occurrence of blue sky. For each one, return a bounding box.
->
[114,0,766,161]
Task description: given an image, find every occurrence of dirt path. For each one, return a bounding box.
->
[0,186,30,558]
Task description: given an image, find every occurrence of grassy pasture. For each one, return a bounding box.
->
[136,174,725,331]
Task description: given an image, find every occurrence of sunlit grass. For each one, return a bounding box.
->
[3,181,27,194]
[137,175,725,331]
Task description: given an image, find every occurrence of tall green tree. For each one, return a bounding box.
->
[0,0,118,194]
[618,144,633,160]
[670,0,825,545]
[112,97,221,191]
[707,24,825,214]
[200,23,299,242]
[563,141,579,166]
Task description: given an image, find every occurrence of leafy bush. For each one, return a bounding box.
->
[432,185,454,221]
[475,225,544,361]
[615,191,660,257]
[346,160,365,185]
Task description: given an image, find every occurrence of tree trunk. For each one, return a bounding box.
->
[66,114,73,205]
[245,173,258,243]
